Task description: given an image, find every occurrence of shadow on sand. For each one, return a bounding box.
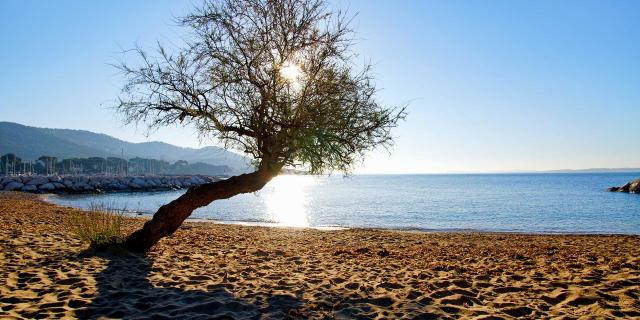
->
[75,250,304,319]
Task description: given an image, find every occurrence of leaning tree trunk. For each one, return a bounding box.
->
[123,165,281,252]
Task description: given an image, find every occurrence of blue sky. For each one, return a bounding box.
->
[1,0,638,173]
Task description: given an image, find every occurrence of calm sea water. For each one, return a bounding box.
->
[48,173,640,234]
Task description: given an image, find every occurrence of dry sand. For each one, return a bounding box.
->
[0,192,639,319]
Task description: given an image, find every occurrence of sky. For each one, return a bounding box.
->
[1,0,638,173]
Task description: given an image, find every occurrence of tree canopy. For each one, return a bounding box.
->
[117,0,404,175]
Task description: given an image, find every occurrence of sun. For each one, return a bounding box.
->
[279,61,304,87]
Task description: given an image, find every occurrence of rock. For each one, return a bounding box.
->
[26,176,49,186]
[106,182,118,190]
[52,182,66,190]
[1,177,15,186]
[620,182,631,192]
[21,185,38,192]
[3,181,24,191]
[39,183,56,191]
[128,182,142,189]
[114,183,129,190]
[631,179,640,193]
[609,178,640,194]
[72,182,93,192]
[1,174,215,194]
[131,178,147,188]
[88,180,103,188]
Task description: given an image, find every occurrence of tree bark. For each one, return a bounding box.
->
[123,165,281,252]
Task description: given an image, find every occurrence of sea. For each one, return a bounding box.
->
[48,173,640,234]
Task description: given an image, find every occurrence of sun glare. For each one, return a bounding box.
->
[279,61,304,88]
[263,175,316,227]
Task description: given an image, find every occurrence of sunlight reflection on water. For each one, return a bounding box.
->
[262,175,317,227]
[47,173,640,234]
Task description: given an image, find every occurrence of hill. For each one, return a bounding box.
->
[0,122,252,174]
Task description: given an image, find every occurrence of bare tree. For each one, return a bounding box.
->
[117,0,405,252]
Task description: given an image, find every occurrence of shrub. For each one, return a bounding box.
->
[72,202,125,249]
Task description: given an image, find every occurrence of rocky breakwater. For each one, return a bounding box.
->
[0,175,220,194]
[608,177,640,194]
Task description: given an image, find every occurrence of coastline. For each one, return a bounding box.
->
[44,192,640,236]
[1,191,639,318]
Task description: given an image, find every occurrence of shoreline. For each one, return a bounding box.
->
[2,192,640,318]
[43,192,640,236]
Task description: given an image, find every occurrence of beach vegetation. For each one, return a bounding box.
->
[71,203,126,250]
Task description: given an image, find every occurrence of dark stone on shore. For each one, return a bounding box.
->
[608,178,640,194]
[21,185,38,192]
[52,182,66,190]
[39,183,56,191]
[3,181,24,191]
[0,174,221,194]
[26,176,48,186]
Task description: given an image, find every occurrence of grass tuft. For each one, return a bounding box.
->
[71,202,126,249]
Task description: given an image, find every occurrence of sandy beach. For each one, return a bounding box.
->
[1,192,639,319]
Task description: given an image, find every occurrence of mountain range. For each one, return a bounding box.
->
[0,122,252,174]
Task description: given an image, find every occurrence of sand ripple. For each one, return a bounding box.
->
[1,193,639,319]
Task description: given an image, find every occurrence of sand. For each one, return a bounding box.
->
[0,192,639,319]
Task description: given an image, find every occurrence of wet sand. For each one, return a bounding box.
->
[1,192,639,319]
